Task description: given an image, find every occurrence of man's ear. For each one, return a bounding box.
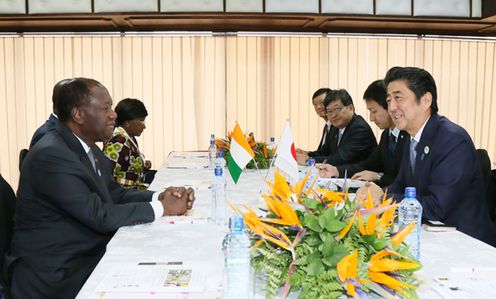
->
[421,92,432,111]
[71,106,84,125]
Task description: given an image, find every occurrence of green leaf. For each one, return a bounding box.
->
[319,231,333,243]
[306,259,325,276]
[303,214,322,232]
[302,197,320,210]
[319,208,346,232]
[305,234,321,247]
[321,244,349,267]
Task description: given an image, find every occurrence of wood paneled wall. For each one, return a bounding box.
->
[1,34,495,188]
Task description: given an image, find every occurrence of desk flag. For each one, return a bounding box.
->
[274,121,299,183]
[227,123,255,184]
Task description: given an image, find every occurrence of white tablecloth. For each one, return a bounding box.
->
[77,151,496,299]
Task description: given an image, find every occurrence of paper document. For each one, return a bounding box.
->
[317,178,366,189]
[96,265,205,293]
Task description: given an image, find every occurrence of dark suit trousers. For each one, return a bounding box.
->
[11,253,102,299]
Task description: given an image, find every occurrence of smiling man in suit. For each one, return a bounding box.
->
[10,78,196,299]
[358,66,496,246]
[297,89,377,166]
[317,80,408,187]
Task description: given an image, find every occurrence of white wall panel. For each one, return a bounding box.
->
[28,0,91,13]
[0,0,26,13]
[94,0,158,12]
[322,0,373,14]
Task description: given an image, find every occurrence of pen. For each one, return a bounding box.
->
[138,261,183,266]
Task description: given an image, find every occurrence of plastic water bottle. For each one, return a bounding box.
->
[267,137,276,152]
[216,151,227,169]
[223,216,251,299]
[398,187,422,260]
[210,166,227,225]
[208,134,217,169]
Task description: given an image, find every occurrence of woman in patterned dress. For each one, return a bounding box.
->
[103,98,155,189]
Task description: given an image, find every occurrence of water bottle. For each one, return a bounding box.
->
[215,151,227,169]
[398,187,422,260]
[210,166,227,225]
[208,134,217,169]
[267,137,276,152]
[223,216,251,299]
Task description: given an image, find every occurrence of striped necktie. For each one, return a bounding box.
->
[410,139,418,173]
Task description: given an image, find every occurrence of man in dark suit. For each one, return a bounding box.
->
[0,174,16,298]
[359,67,496,246]
[10,78,196,299]
[29,79,70,148]
[317,80,408,187]
[297,89,377,166]
[297,88,333,158]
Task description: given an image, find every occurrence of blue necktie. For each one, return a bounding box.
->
[410,139,418,173]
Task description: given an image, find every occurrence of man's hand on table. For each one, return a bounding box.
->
[296,148,309,166]
[159,187,196,216]
[355,182,384,207]
[316,163,339,178]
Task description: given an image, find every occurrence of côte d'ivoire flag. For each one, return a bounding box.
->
[227,124,255,184]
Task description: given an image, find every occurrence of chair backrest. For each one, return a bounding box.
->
[476,149,495,220]
[18,149,28,172]
[0,174,16,297]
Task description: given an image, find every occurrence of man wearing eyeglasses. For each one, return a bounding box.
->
[296,89,377,166]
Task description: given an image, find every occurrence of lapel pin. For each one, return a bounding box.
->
[424,146,429,155]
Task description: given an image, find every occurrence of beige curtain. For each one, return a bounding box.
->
[1,34,495,188]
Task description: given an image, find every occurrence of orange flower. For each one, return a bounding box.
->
[263,144,268,158]
[262,195,302,228]
[337,211,356,239]
[337,250,358,296]
[367,250,420,295]
[266,169,292,201]
[391,222,416,247]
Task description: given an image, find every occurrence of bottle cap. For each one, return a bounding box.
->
[214,166,223,176]
[307,158,316,166]
[405,187,416,198]
[210,133,215,138]
[270,137,275,142]
[229,216,244,232]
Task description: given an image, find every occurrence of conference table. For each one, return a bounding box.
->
[77,151,496,299]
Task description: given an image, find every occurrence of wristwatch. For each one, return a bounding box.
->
[376,172,384,181]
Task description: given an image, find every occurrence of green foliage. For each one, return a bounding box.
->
[249,191,422,298]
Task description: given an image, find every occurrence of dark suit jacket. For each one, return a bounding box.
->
[308,123,332,157]
[389,114,496,246]
[310,114,377,165]
[1,174,16,296]
[336,129,408,187]
[29,113,58,149]
[11,122,156,299]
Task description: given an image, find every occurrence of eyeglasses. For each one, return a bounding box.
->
[326,106,345,116]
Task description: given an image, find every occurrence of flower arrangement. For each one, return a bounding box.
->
[230,169,422,299]
[215,132,275,169]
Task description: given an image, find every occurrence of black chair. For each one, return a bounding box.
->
[476,149,495,220]
[0,174,16,299]
[18,149,29,172]
[490,169,496,221]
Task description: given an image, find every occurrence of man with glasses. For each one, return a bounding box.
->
[317,80,408,187]
[296,89,377,166]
